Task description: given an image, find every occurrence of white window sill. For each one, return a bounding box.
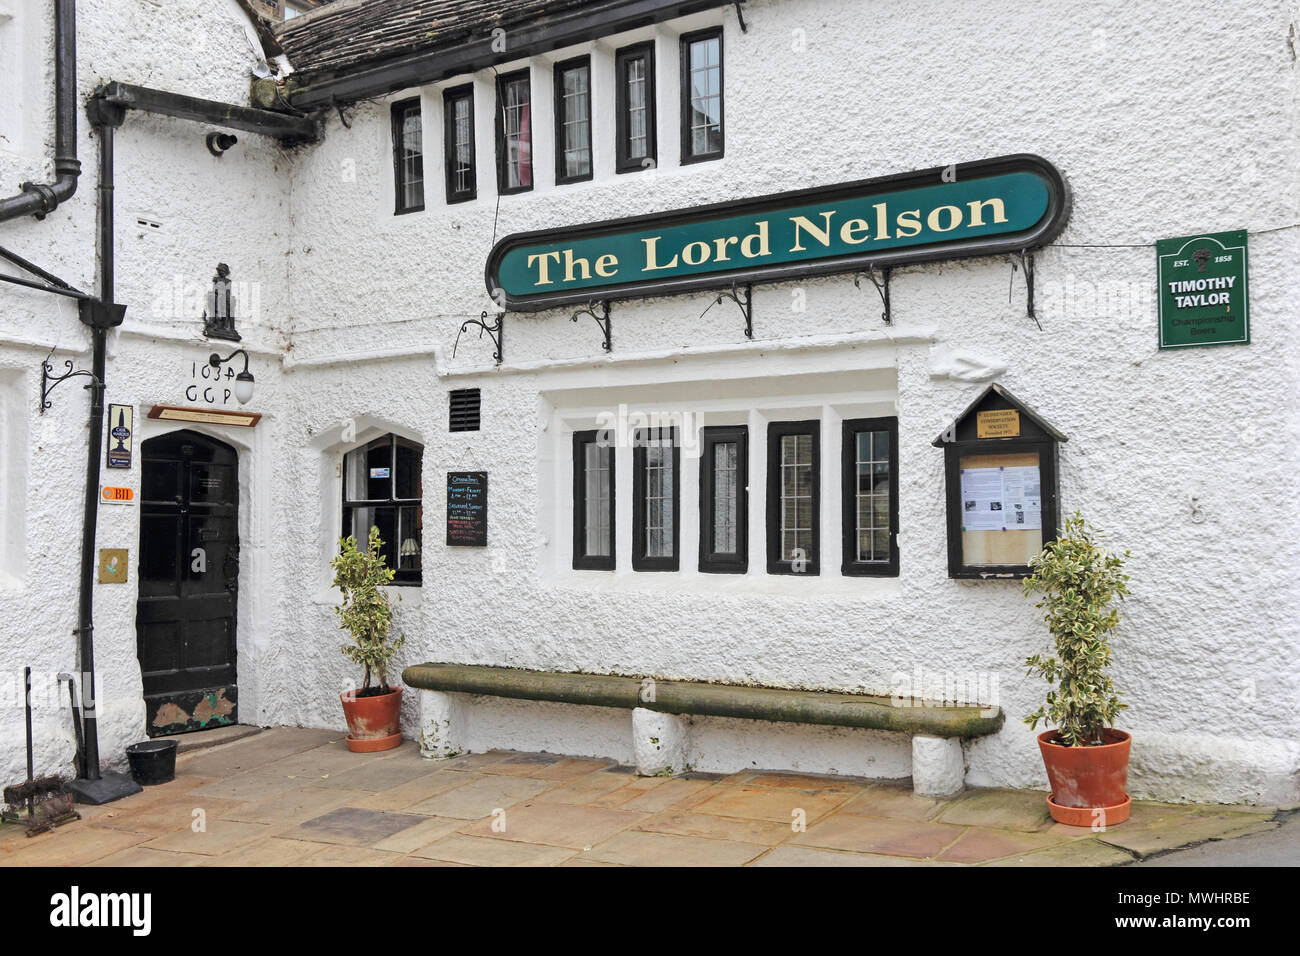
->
[540,569,901,600]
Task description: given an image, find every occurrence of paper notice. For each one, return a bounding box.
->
[960,465,1041,531]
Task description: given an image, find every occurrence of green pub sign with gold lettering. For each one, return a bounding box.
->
[486,155,1070,312]
[1157,230,1249,349]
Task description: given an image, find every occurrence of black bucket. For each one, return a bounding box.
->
[125,739,178,786]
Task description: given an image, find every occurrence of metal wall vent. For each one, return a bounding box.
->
[449,388,481,432]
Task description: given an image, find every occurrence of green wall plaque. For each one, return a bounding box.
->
[1157,230,1249,349]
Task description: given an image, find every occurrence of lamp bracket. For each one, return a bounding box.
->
[41,359,101,415]
[712,282,754,338]
[734,1,748,32]
[453,310,505,365]
[1009,250,1040,331]
[208,348,251,375]
[570,300,612,352]
[853,265,892,326]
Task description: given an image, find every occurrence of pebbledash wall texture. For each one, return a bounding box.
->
[1,0,1298,805]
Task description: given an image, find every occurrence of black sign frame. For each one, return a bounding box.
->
[446,471,488,547]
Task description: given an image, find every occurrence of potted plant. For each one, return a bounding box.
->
[331,527,406,753]
[1023,512,1132,826]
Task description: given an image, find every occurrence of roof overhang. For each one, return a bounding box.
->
[281,0,730,110]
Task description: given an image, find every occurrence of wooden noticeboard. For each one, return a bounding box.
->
[446,471,487,546]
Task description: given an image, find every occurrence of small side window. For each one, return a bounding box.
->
[680,28,723,164]
[496,69,533,194]
[554,56,593,184]
[633,427,679,571]
[615,42,656,173]
[443,85,476,203]
[699,425,747,573]
[391,98,425,214]
[841,417,899,576]
[766,421,819,575]
[573,430,615,570]
[342,434,424,584]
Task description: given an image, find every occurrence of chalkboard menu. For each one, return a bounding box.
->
[446,471,487,546]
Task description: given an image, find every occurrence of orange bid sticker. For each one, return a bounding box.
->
[101,486,134,504]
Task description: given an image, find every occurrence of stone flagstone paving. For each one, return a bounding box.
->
[0,727,1284,867]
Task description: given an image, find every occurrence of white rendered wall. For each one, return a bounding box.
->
[0,0,1297,806]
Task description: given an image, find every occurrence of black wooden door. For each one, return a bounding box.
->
[136,430,239,736]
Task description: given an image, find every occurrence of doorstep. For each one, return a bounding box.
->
[173,724,263,756]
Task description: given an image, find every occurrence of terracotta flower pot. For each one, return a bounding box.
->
[1037,728,1131,826]
[340,687,402,753]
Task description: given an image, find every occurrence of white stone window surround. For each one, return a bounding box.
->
[539,364,900,597]
[313,417,426,606]
[376,7,727,216]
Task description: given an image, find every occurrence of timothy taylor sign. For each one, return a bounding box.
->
[486,155,1069,311]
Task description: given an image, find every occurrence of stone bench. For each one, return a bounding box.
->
[401,663,1004,797]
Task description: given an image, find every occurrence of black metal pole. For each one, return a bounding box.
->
[24,667,34,815]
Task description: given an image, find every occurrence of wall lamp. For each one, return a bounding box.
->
[208,348,255,405]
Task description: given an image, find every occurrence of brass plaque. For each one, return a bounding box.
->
[976,409,1020,439]
[98,549,128,584]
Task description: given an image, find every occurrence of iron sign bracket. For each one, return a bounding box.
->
[453,310,505,365]
[1009,250,1039,330]
[713,282,754,338]
[854,265,892,326]
[571,300,612,352]
[41,359,102,415]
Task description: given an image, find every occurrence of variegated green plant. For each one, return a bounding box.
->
[331,526,405,694]
[1023,512,1129,746]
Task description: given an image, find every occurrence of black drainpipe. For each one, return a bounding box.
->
[0,0,81,222]
[67,98,134,805]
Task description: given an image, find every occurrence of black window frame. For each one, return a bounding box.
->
[390,97,425,215]
[341,433,424,585]
[495,68,533,195]
[615,41,657,174]
[553,55,594,185]
[572,430,615,570]
[841,417,900,577]
[766,420,819,576]
[699,425,748,574]
[442,83,477,204]
[679,27,724,165]
[632,426,680,572]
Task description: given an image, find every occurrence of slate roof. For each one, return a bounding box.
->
[273,0,605,77]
